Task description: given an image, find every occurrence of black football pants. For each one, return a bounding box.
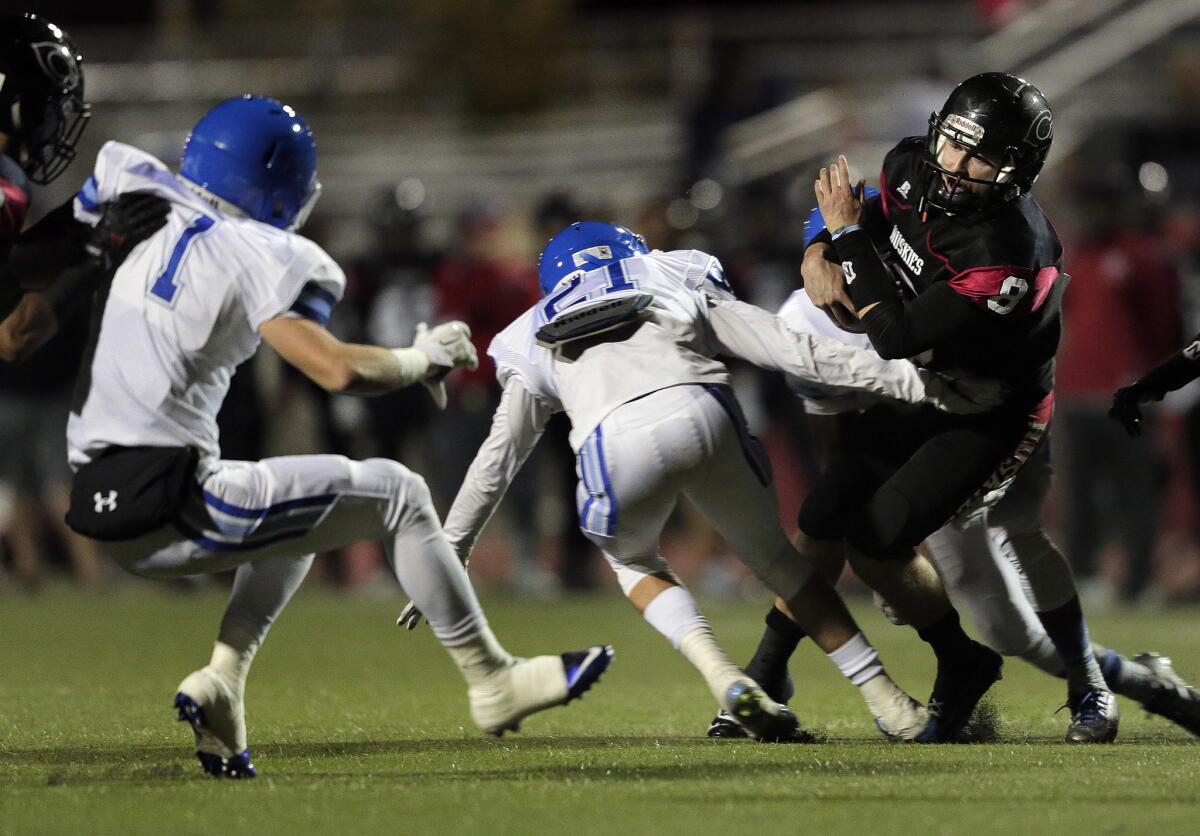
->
[797,403,1031,560]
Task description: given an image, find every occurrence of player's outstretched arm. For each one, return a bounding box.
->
[260,317,477,396]
[1111,333,1200,437]
[706,298,1002,413]
[443,375,554,562]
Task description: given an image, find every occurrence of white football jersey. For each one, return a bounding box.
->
[489,249,735,449]
[67,141,346,467]
[776,288,879,416]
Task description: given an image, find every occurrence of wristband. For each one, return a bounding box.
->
[830,223,861,240]
[390,346,432,387]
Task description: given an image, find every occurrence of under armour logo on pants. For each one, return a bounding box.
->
[94,490,118,513]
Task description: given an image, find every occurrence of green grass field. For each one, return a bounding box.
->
[3,585,1200,835]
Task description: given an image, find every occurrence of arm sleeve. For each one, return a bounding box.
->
[706,298,929,405]
[1136,333,1200,395]
[441,376,556,560]
[834,227,985,360]
[833,226,904,312]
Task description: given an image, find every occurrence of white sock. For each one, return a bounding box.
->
[443,623,515,689]
[827,632,885,686]
[678,626,745,707]
[209,641,253,692]
[213,554,315,691]
[642,584,709,649]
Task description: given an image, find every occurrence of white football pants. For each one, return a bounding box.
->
[575,383,814,601]
[924,440,1075,674]
[102,454,487,647]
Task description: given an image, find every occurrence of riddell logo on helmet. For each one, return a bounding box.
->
[572,246,613,268]
[944,113,984,145]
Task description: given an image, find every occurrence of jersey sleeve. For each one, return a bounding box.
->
[73,141,180,227]
[245,235,347,331]
[487,309,563,411]
[655,249,736,301]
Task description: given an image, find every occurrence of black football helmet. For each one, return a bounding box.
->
[0,13,91,184]
[918,72,1053,216]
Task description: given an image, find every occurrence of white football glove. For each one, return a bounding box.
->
[414,321,478,409]
[397,601,425,631]
[919,369,1008,414]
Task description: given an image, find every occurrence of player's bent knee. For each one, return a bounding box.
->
[613,563,661,597]
[602,548,670,595]
[844,488,917,559]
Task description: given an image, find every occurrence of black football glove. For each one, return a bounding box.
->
[85,192,171,272]
[1110,382,1163,438]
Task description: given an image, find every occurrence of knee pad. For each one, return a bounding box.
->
[844,485,916,559]
[796,453,871,541]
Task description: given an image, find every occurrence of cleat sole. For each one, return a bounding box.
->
[174,692,256,779]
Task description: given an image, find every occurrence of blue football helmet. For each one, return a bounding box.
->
[180,95,320,230]
[537,221,649,296]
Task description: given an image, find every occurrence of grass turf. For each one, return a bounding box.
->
[2,585,1200,835]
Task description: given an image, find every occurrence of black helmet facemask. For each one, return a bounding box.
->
[0,14,92,185]
[917,72,1053,218]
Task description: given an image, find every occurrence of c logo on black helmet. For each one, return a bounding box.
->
[31,41,81,92]
[1027,109,1053,144]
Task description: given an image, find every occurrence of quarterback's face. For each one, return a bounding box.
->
[937,138,1000,193]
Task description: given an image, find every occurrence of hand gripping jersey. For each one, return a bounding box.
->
[855,137,1066,403]
[66,141,345,467]
[489,249,736,450]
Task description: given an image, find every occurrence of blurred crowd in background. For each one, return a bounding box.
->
[5,0,1200,607]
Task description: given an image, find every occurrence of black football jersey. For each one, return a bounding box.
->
[863,137,1066,403]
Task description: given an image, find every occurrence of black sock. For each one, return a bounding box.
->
[915,608,976,666]
[1036,597,1092,667]
[743,607,806,703]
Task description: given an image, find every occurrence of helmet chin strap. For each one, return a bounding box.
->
[180,179,250,220]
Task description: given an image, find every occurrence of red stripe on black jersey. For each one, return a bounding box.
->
[947,266,1026,301]
[0,176,31,243]
[879,166,914,223]
[1027,265,1060,312]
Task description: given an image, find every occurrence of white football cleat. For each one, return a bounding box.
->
[861,674,930,741]
[470,646,613,736]
[174,666,254,778]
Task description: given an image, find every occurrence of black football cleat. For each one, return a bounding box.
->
[915,642,1003,743]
